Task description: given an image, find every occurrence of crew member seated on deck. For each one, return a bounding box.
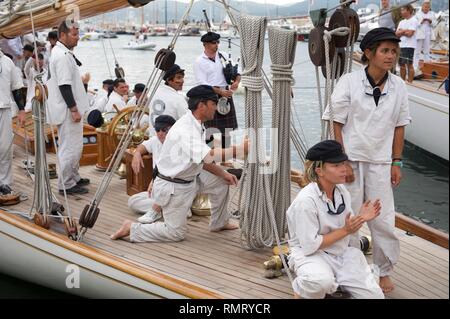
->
[127,83,147,107]
[111,85,248,242]
[105,78,129,113]
[127,115,181,224]
[194,32,241,149]
[287,140,384,299]
[0,49,25,198]
[322,27,412,293]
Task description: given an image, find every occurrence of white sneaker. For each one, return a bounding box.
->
[138,209,162,224]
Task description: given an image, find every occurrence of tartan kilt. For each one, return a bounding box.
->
[204,96,238,134]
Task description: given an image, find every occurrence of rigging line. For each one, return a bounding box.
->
[101,37,113,78]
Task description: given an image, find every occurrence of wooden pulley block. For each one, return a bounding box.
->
[308,26,335,67]
[79,204,100,229]
[33,212,50,230]
[348,9,360,45]
[128,0,154,8]
[321,48,346,79]
[64,217,79,241]
[328,8,358,48]
[115,66,125,79]
[154,48,176,71]
[34,84,48,103]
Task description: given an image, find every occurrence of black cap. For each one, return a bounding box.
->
[103,79,114,86]
[154,115,176,131]
[186,85,218,102]
[360,27,400,51]
[306,140,348,163]
[133,83,146,93]
[201,31,220,43]
[87,110,104,128]
[163,64,185,81]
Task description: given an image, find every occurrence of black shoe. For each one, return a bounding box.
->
[76,178,90,186]
[59,185,89,195]
[0,185,12,195]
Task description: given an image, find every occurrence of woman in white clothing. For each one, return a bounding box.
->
[287,140,384,299]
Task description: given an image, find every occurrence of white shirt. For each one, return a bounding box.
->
[194,51,228,87]
[105,91,127,113]
[127,95,138,107]
[156,111,211,180]
[91,89,109,113]
[287,183,354,257]
[0,52,24,109]
[142,136,163,168]
[415,10,436,38]
[149,84,188,134]
[323,69,411,164]
[397,17,419,48]
[46,41,89,125]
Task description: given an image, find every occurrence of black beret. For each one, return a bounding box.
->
[87,110,104,128]
[360,27,400,51]
[163,64,185,81]
[186,85,218,102]
[306,140,348,163]
[201,31,221,43]
[103,79,114,86]
[154,115,176,131]
[133,83,146,93]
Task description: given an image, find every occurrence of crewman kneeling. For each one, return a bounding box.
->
[111,85,248,242]
[287,140,384,299]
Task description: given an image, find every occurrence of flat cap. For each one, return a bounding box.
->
[306,140,348,163]
[186,85,218,102]
[360,27,400,51]
[154,115,176,131]
[133,83,146,93]
[87,109,104,128]
[163,64,185,81]
[201,31,220,43]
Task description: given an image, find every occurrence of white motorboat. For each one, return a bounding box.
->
[123,41,156,51]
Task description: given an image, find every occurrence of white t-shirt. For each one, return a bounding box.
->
[397,17,419,48]
[142,136,163,168]
[156,111,211,180]
[415,10,436,38]
[105,91,127,113]
[91,89,109,113]
[0,52,24,109]
[194,51,228,88]
[323,69,411,164]
[46,41,89,125]
[287,183,354,257]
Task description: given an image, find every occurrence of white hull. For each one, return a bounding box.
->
[123,42,156,50]
[405,82,449,161]
[0,213,200,299]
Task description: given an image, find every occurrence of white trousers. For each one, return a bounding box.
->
[346,161,400,277]
[130,170,230,242]
[128,191,155,214]
[290,247,384,299]
[0,108,13,186]
[56,113,83,189]
[414,33,432,68]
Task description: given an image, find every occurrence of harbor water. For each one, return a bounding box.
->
[1,35,448,297]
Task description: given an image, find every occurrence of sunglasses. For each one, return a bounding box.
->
[327,194,346,215]
[155,127,170,133]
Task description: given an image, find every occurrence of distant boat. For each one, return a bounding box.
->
[103,31,118,39]
[123,41,156,50]
[81,31,104,41]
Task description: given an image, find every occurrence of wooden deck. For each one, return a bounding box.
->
[7,146,449,299]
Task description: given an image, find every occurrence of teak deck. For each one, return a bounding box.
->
[7,147,449,299]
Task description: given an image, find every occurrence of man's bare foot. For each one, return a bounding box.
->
[211,221,239,232]
[380,276,395,293]
[110,220,133,240]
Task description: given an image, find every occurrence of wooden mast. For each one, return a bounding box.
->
[0,0,154,39]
